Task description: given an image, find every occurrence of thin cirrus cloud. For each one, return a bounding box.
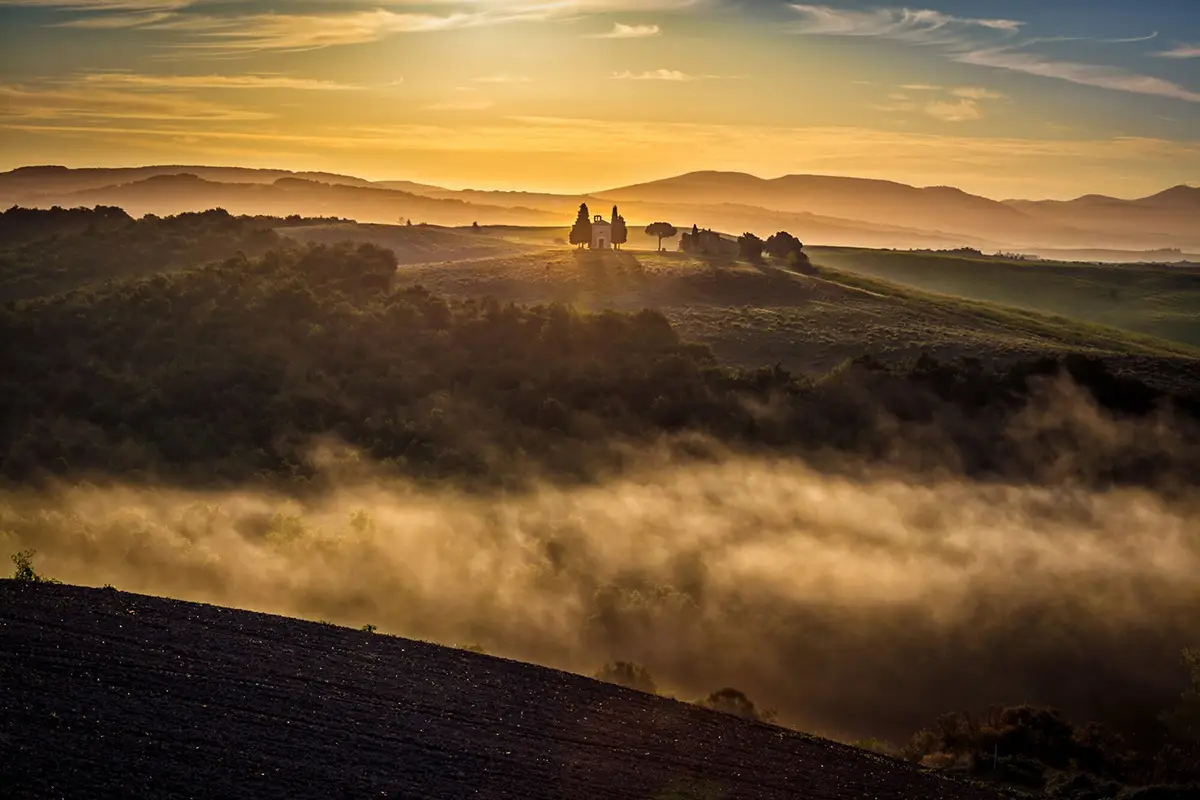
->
[147,9,491,53]
[3,1,686,45]
[474,74,533,84]
[72,72,369,91]
[1156,43,1200,59]
[589,23,661,39]
[923,99,982,122]
[0,81,272,122]
[788,3,1200,104]
[609,69,734,81]
[875,83,1005,123]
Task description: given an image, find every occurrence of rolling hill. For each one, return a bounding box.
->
[4,165,1195,253]
[809,247,1200,349]
[385,237,1200,385]
[0,582,1000,800]
[598,172,1200,251]
[0,164,379,204]
[54,174,560,227]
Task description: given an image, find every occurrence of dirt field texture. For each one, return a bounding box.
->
[0,582,1000,800]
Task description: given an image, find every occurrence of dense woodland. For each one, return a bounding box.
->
[2,207,1200,491]
[4,207,1200,797]
[0,206,342,301]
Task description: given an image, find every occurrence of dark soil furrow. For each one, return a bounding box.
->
[1,582,1000,799]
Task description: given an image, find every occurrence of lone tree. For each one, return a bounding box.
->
[737,232,764,262]
[611,205,628,250]
[645,221,678,252]
[570,203,592,248]
[764,231,803,259]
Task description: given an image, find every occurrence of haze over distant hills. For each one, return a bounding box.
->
[2,165,1196,255]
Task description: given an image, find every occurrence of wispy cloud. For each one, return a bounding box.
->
[590,22,661,39]
[789,4,1200,104]
[1157,43,1200,59]
[5,114,1195,197]
[148,9,489,53]
[0,81,271,122]
[877,83,1005,123]
[425,98,495,111]
[611,69,694,81]
[3,1,689,49]
[923,99,981,122]
[424,85,493,111]
[73,72,368,91]
[609,69,736,81]
[956,48,1200,103]
[788,4,1022,39]
[0,0,189,27]
[474,74,532,84]
[951,86,1003,100]
[1104,32,1158,44]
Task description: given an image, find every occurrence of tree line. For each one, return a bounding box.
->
[4,210,1200,492]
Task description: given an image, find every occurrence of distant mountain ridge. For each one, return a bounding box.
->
[2,165,1194,252]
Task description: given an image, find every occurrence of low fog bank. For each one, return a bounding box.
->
[4,449,1198,742]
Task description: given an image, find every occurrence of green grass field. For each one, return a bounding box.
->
[809,246,1200,349]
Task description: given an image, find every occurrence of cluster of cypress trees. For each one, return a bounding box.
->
[569,203,628,249]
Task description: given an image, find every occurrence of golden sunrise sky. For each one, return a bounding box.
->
[1,0,1198,198]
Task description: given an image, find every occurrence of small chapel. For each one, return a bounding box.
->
[589,215,611,250]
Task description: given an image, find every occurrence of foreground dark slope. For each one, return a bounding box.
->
[0,583,997,800]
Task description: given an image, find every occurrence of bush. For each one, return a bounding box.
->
[594,661,657,694]
[697,687,775,723]
[9,549,59,583]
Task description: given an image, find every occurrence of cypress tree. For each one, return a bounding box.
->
[569,203,592,248]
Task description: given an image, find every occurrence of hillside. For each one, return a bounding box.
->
[0,164,377,203]
[46,174,560,227]
[599,172,1199,251]
[0,582,999,800]
[1004,185,1199,246]
[280,222,536,265]
[5,165,1195,252]
[395,244,1200,378]
[810,247,1200,349]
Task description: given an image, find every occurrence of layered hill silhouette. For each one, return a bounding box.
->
[2,165,1195,252]
[1,582,1000,800]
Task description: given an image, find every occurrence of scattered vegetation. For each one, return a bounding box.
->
[896,651,1200,798]
[594,661,658,694]
[697,687,776,724]
[8,549,59,583]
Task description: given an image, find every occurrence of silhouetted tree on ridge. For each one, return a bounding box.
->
[611,205,628,250]
[645,221,678,252]
[738,232,764,262]
[569,203,592,248]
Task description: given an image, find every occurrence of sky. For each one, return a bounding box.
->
[0,0,1197,199]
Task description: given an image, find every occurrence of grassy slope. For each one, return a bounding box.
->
[810,246,1200,349]
[391,242,1198,379]
[279,222,535,265]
